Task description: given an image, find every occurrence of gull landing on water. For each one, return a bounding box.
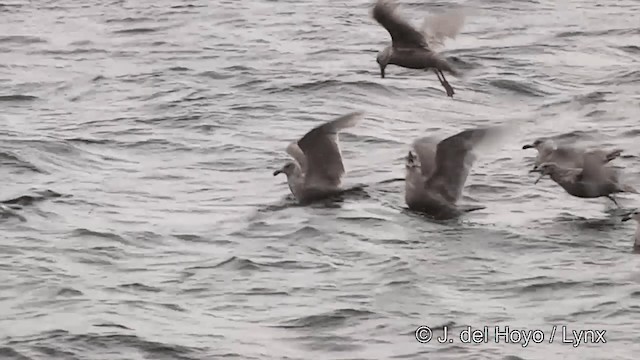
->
[273,111,364,204]
[371,0,466,97]
[530,151,638,208]
[404,126,509,220]
[522,138,623,171]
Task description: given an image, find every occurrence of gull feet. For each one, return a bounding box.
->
[442,81,455,97]
[434,69,455,97]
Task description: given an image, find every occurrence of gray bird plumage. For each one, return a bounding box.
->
[273,111,363,204]
[531,151,637,207]
[522,138,622,171]
[372,0,465,97]
[404,126,507,220]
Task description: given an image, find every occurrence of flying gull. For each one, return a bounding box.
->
[621,210,640,250]
[530,152,637,207]
[404,125,507,220]
[273,111,363,204]
[372,0,465,97]
[522,138,622,170]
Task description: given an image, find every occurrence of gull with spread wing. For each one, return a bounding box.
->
[404,126,507,220]
[530,151,637,207]
[372,0,466,97]
[273,111,363,204]
[522,137,622,171]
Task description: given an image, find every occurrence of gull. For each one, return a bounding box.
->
[273,111,363,204]
[404,125,507,220]
[372,0,466,97]
[530,152,637,207]
[522,138,622,171]
[621,210,640,250]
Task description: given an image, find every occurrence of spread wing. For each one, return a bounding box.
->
[427,126,505,203]
[296,112,363,189]
[420,9,467,50]
[372,0,428,49]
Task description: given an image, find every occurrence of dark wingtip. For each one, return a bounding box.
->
[522,144,533,150]
[273,170,281,176]
[372,0,396,22]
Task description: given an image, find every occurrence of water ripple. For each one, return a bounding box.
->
[2,0,640,359]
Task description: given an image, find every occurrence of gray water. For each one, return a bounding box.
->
[1,0,640,359]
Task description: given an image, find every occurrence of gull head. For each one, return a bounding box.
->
[273,161,299,178]
[523,138,555,170]
[522,138,556,157]
[405,151,420,169]
[621,210,640,223]
[522,138,549,150]
[530,162,559,184]
[376,46,392,78]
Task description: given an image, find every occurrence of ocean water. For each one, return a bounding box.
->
[1,0,640,359]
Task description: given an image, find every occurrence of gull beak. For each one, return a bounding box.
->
[522,144,533,149]
[273,169,282,176]
[533,173,545,185]
[622,211,638,222]
[379,64,386,78]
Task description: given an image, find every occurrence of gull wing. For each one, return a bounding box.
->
[296,112,363,189]
[372,0,428,49]
[427,126,505,203]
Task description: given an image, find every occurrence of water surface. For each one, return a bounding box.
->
[1,0,640,359]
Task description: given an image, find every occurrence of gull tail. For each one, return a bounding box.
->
[421,9,468,50]
[433,54,460,77]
